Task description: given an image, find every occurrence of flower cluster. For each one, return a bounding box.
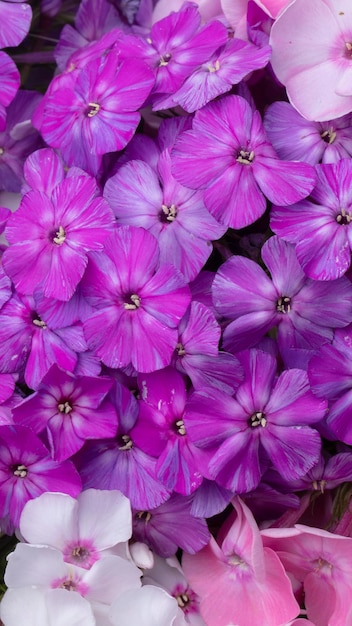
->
[1,0,352,624]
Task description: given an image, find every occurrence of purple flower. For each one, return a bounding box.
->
[0,52,20,132]
[0,425,81,528]
[75,381,171,510]
[184,349,325,493]
[133,492,210,557]
[39,51,154,172]
[155,36,271,113]
[82,225,191,373]
[12,365,117,461]
[264,102,352,165]
[104,149,226,282]
[271,160,352,280]
[171,95,316,229]
[173,301,243,395]
[132,367,212,494]
[0,290,87,389]
[3,172,114,301]
[212,236,352,357]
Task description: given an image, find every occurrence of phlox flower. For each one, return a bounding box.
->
[171,95,316,229]
[133,492,210,557]
[0,52,20,132]
[184,348,324,493]
[270,0,352,121]
[76,381,171,510]
[143,554,205,625]
[173,301,243,395]
[104,149,226,282]
[271,160,352,280]
[1,587,95,626]
[82,225,191,373]
[12,366,117,461]
[3,173,115,301]
[19,489,132,570]
[0,290,87,389]
[212,236,352,357]
[182,497,299,626]
[0,425,81,528]
[262,524,352,626]
[264,102,352,165]
[38,50,154,173]
[109,585,180,626]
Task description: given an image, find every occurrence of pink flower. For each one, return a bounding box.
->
[182,497,299,626]
[270,0,352,121]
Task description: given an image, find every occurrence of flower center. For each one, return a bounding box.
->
[32,313,47,329]
[58,400,73,414]
[0,147,4,156]
[236,149,255,165]
[276,296,291,313]
[86,102,100,117]
[313,557,333,574]
[176,593,190,608]
[159,53,172,66]
[71,546,90,562]
[207,60,220,73]
[176,342,186,356]
[136,510,152,523]
[12,464,28,478]
[174,419,186,436]
[320,127,336,144]
[312,479,326,493]
[52,225,66,245]
[118,434,133,450]
[336,208,352,224]
[250,411,267,428]
[160,204,177,223]
[345,42,352,58]
[124,294,141,310]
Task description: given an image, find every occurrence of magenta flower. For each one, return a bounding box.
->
[0,290,87,390]
[39,50,154,172]
[264,102,352,165]
[0,425,81,528]
[171,95,316,229]
[0,52,20,132]
[271,160,352,280]
[12,365,117,461]
[182,497,299,626]
[184,349,324,493]
[76,381,171,510]
[104,149,226,282]
[82,226,191,373]
[3,172,115,301]
[212,236,352,356]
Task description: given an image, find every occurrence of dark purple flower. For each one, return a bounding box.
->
[82,225,191,373]
[184,349,325,493]
[132,492,210,557]
[171,95,316,229]
[0,425,81,528]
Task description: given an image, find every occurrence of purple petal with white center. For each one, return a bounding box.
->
[308,340,352,399]
[179,351,243,395]
[235,349,277,413]
[325,389,352,444]
[208,430,262,493]
[261,236,306,296]
[190,478,232,518]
